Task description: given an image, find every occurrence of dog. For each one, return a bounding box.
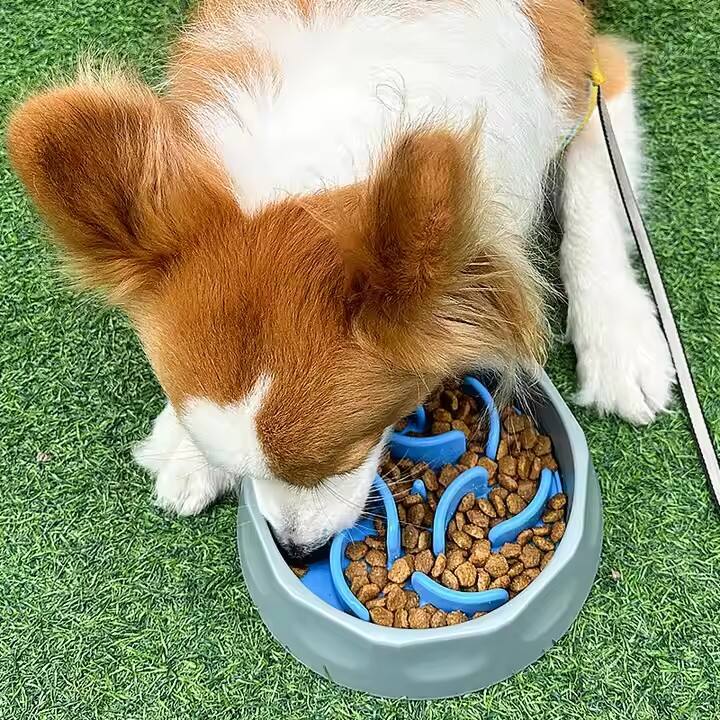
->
[7,0,674,557]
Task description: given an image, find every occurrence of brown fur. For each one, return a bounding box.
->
[524,0,595,115]
[6,76,233,312]
[6,5,548,487]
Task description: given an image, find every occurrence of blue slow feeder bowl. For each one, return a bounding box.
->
[237,371,603,698]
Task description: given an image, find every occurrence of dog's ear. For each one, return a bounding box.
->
[6,76,228,308]
[341,128,547,375]
[342,129,474,325]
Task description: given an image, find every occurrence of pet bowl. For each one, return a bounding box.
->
[236,370,602,699]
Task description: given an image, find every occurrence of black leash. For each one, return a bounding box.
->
[596,83,720,508]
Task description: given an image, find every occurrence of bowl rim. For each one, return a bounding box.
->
[239,370,591,646]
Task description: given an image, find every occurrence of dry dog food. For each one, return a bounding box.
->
[346,380,566,628]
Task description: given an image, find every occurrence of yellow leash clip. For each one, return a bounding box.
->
[577,51,606,133]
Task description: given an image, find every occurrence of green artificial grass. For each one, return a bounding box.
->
[1,1,719,717]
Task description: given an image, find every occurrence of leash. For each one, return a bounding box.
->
[592,74,720,508]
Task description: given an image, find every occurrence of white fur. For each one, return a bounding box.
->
[560,86,675,424]
[133,403,235,515]
[190,0,575,233]
[177,375,389,552]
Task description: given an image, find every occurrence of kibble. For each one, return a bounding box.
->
[439,465,460,487]
[408,503,426,527]
[551,521,566,543]
[499,475,519,492]
[521,427,538,450]
[542,509,563,524]
[441,570,460,590]
[490,574,511,590]
[345,560,367,579]
[508,562,524,578]
[469,539,491,567]
[345,542,367,561]
[520,543,541,569]
[423,469,439,492]
[533,536,555,552]
[405,590,420,609]
[455,561,477,587]
[369,607,394,626]
[357,583,380,604]
[492,486,509,500]
[476,569,491,591]
[517,529,534,546]
[464,524,486,539]
[446,610,468,625]
[510,573,531,592]
[365,597,386,609]
[386,584,406,611]
[430,553,447,578]
[498,455,516,476]
[408,607,430,629]
[477,498,497,518]
[525,567,541,581]
[485,554,509,578]
[430,610,448,627]
[506,493,528,515]
[403,493,422,507]
[467,509,490,527]
[366,549,387,567]
[387,557,412,583]
[496,439,508,459]
[417,530,431,551]
[549,493,567,510]
[446,549,467,572]
[516,454,531,480]
[459,492,476,512]
[490,492,507,518]
[500,542,521,559]
[350,573,370,594]
[530,456,542,480]
[414,549,434,575]
[365,535,385,550]
[450,529,472,550]
[402,525,419,550]
[459,451,479,468]
[368,566,388,589]
[349,381,566,628]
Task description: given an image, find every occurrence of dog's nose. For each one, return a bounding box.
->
[278,537,333,564]
[282,541,307,561]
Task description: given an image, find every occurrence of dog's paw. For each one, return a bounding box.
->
[133,403,234,515]
[570,290,675,425]
[133,403,186,475]
[153,446,234,516]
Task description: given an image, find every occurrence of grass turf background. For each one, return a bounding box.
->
[1,0,719,717]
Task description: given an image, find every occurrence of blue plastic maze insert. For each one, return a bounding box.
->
[292,376,568,627]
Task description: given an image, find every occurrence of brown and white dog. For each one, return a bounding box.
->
[7,0,673,556]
